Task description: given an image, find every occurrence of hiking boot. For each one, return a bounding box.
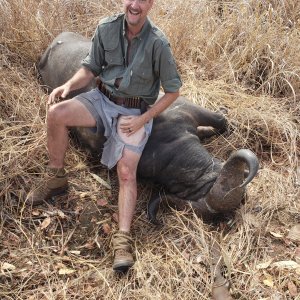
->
[112,231,134,272]
[25,167,68,206]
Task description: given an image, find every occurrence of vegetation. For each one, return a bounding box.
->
[0,0,299,299]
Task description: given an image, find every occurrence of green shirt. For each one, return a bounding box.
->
[82,14,182,105]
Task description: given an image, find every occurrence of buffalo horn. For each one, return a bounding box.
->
[205,149,259,213]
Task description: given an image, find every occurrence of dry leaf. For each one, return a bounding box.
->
[69,250,81,255]
[82,241,95,250]
[89,195,96,202]
[196,254,204,264]
[270,231,283,238]
[97,198,108,207]
[80,192,88,199]
[1,262,16,271]
[74,162,86,170]
[287,224,300,242]
[32,210,40,216]
[57,209,65,218]
[256,260,272,269]
[287,281,298,297]
[102,223,111,234]
[58,268,76,275]
[90,173,111,189]
[271,260,299,269]
[263,274,274,288]
[55,262,65,269]
[40,217,51,230]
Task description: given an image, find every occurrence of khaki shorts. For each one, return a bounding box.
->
[75,88,153,169]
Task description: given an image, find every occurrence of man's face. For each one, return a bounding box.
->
[123,0,153,28]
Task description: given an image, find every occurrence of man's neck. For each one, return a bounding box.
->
[126,22,145,40]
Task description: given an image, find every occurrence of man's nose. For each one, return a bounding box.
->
[130,0,140,8]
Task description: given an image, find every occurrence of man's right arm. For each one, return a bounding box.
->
[48,67,95,104]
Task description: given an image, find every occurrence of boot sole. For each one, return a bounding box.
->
[113,260,134,272]
[46,185,69,200]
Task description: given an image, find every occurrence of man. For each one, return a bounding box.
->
[27,0,181,272]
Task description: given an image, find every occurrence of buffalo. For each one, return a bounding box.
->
[38,32,259,299]
[38,32,259,223]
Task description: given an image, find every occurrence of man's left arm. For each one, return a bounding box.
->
[119,91,179,135]
[139,40,182,125]
[141,91,179,122]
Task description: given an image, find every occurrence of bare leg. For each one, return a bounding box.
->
[46,99,96,168]
[111,116,145,271]
[116,115,146,231]
[117,149,141,231]
[26,98,96,206]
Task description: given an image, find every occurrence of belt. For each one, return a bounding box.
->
[98,82,142,109]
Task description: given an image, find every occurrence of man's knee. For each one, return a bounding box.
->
[47,102,69,126]
[117,160,136,183]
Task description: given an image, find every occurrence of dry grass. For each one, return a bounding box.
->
[0,0,299,299]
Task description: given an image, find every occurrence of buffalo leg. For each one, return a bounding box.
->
[196,126,219,139]
[147,191,226,224]
[147,191,162,225]
[193,107,228,134]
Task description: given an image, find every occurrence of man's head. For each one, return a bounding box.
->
[123,0,153,31]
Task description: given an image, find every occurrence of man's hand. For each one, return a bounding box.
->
[48,84,71,105]
[119,91,179,136]
[47,67,95,105]
[119,115,147,136]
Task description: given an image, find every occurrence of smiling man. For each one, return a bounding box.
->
[125,0,151,27]
[26,0,182,272]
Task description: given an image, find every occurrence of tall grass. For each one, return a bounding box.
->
[0,0,299,299]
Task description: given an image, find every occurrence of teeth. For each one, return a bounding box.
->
[129,9,139,15]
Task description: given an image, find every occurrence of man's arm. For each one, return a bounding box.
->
[142,91,179,123]
[119,91,179,135]
[48,67,95,104]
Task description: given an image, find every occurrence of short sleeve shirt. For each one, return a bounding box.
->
[81,14,182,105]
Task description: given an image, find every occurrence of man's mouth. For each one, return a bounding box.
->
[129,9,140,16]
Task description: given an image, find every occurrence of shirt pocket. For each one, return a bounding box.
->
[103,38,123,67]
[132,57,153,83]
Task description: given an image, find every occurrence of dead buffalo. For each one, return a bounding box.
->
[38,31,259,300]
[38,31,259,224]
